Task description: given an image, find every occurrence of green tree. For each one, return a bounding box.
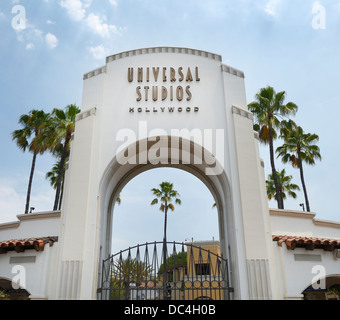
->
[248,86,298,210]
[158,251,187,275]
[12,109,51,214]
[151,182,181,299]
[46,104,80,211]
[276,120,321,212]
[111,258,153,300]
[266,169,300,206]
[151,182,181,244]
[45,159,65,210]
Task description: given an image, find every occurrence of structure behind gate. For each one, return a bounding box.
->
[98,241,233,301]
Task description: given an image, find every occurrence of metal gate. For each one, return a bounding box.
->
[98,241,233,300]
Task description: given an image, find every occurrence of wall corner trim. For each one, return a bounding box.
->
[232,105,254,120]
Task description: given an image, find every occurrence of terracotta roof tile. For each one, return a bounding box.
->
[273,235,340,251]
[0,236,58,254]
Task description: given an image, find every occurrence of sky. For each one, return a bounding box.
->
[0,0,339,253]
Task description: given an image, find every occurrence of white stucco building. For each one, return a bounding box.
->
[1,47,339,300]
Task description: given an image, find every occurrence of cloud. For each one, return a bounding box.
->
[88,44,108,60]
[0,175,55,225]
[85,13,119,38]
[265,0,280,16]
[26,42,35,50]
[45,32,58,49]
[59,0,92,21]
[109,0,118,6]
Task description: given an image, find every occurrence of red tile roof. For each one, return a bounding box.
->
[273,235,340,251]
[0,236,58,254]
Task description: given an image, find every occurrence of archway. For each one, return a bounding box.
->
[97,136,238,299]
[0,278,30,300]
[303,275,340,300]
[110,167,220,254]
[55,47,274,300]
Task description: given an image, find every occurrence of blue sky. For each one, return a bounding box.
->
[0,0,339,251]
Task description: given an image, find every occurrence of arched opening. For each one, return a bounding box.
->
[111,167,219,255]
[96,136,239,300]
[302,275,340,300]
[0,278,30,300]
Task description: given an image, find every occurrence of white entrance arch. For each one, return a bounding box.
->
[98,136,236,296]
[53,47,276,300]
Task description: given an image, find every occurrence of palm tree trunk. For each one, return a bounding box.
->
[278,186,284,210]
[268,125,284,209]
[58,176,65,211]
[25,151,38,214]
[53,137,69,211]
[163,201,168,300]
[163,205,168,243]
[298,157,310,212]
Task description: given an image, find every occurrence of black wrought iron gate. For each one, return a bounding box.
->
[98,241,233,300]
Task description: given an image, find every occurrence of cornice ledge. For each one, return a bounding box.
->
[314,218,340,229]
[106,46,222,63]
[221,64,245,78]
[232,105,253,120]
[17,211,61,221]
[269,209,316,219]
[76,107,97,122]
[83,66,107,81]
[0,221,20,231]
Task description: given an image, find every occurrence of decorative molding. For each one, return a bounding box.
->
[106,46,222,64]
[246,259,272,300]
[232,105,254,120]
[270,210,340,229]
[83,66,106,80]
[17,211,61,221]
[269,209,316,219]
[75,107,97,122]
[221,64,245,78]
[314,219,340,229]
[58,260,83,300]
[0,221,20,230]
[84,47,223,80]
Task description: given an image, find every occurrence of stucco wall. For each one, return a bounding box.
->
[270,209,340,299]
[0,212,60,299]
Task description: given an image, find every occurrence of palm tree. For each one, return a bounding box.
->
[111,258,153,300]
[266,169,300,207]
[46,104,80,211]
[276,120,321,212]
[45,159,65,210]
[151,182,181,244]
[151,182,181,299]
[248,86,298,210]
[12,109,51,214]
